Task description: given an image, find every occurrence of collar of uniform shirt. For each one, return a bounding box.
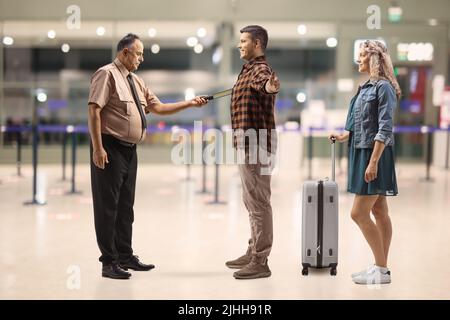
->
[113,58,131,78]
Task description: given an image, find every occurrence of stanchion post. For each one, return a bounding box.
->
[71,131,76,193]
[420,126,434,183]
[67,127,82,194]
[181,134,193,182]
[185,163,192,181]
[207,163,226,205]
[31,124,38,200]
[201,160,207,192]
[61,130,68,181]
[197,139,210,194]
[24,100,45,205]
[213,163,220,202]
[16,130,22,176]
[207,127,226,205]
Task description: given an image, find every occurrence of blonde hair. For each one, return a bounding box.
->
[360,40,401,99]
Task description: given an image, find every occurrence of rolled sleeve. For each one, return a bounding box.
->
[374,82,396,145]
[251,65,272,94]
[144,87,161,114]
[88,69,112,109]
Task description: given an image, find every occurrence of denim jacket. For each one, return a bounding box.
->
[345,79,397,148]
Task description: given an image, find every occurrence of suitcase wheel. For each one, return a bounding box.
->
[330,267,337,276]
[302,267,308,276]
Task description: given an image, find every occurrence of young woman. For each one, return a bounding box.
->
[330,40,401,285]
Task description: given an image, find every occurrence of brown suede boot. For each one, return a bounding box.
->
[225,248,252,269]
[233,257,271,279]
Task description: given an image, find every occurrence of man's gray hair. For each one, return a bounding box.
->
[117,33,140,52]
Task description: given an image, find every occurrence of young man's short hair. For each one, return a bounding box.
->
[240,25,268,50]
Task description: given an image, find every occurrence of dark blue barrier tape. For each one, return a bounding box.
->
[2,126,31,133]
[294,126,450,134]
[3,125,450,135]
[304,127,345,132]
[2,125,201,134]
[393,126,448,134]
[38,125,69,133]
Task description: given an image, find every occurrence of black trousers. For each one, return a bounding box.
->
[90,134,137,266]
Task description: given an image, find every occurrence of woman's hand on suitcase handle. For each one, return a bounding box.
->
[329,133,340,142]
[329,132,348,143]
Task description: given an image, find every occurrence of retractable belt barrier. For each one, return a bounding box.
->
[2,125,449,205]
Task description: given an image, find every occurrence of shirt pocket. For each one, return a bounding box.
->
[361,92,377,121]
[116,87,134,116]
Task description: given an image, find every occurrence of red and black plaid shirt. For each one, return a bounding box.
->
[231,55,277,153]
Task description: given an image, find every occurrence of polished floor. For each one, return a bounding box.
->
[0,157,450,300]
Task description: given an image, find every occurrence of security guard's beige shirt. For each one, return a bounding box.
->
[88,58,161,144]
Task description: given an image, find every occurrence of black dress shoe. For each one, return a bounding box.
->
[102,264,132,279]
[119,255,155,271]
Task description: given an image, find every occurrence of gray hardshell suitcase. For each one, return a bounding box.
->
[301,139,338,276]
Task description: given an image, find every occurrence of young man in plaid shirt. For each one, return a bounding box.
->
[225,25,280,279]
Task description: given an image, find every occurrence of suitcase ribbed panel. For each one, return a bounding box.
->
[302,180,338,268]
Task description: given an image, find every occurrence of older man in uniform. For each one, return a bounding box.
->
[88,33,207,279]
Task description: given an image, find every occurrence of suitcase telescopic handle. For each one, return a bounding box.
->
[331,137,336,182]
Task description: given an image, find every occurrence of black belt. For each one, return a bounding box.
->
[102,134,136,147]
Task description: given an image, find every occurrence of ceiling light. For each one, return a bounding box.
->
[297,24,307,35]
[47,30,56,39]
[148,28,157,37]
[151,44,160,54]
[197,28,207,38]
[61,43,70,53]
[96,26,106,36]
[186,37,198,47]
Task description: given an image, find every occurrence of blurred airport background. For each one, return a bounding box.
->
[0,0,448,167]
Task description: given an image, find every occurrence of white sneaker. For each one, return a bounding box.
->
[351,264,375,279]
[352,266,391,285]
